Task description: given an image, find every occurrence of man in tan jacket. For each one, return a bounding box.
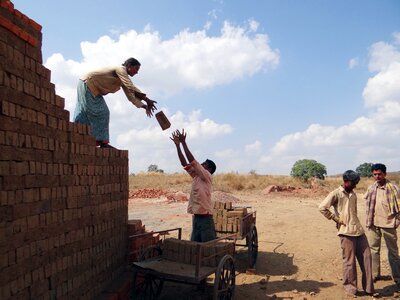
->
[74,57,157,148]
[319,170,375,297]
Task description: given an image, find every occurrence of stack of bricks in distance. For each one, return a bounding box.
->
[0,1,129,299]
[127,219,160,263]
[162,238,235,267]
[213,201,252,237]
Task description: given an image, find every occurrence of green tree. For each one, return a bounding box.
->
[147,164,164,173]
[290,159,327,181]
[356,162,374,177]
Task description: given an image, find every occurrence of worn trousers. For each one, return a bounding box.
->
[366,225,400,283]
[191,215,216,242]
[339,234,374,295]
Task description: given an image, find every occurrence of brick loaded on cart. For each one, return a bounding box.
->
[213,201,258,268]
[129,228,236,300]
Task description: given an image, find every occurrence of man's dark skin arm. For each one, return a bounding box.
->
[170,130,188,167]
[135,91,157,117]
[176,129,195,163]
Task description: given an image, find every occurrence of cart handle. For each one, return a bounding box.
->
[242,211,256,220]
[128,227,182,240]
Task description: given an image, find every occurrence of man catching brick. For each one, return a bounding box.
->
[170,129,217,242]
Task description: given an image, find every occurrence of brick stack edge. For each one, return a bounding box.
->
[0,1,130,299]
[127,219,161,264]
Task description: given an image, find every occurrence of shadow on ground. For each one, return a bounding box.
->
[133,249,335,300]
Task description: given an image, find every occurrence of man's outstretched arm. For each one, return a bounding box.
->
[176,129,195,163]
[170,130,188,167]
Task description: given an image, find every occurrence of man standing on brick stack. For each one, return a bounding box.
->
[365,163,400,289]
[170,129,217,242]
[74,57,157,148]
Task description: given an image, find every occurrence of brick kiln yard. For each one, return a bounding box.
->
[2,2,399,299]
[129,189,400,300]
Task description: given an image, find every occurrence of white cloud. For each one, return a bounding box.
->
[44,20,278,172]
[394,32,400,45]
[367,40,400,73]
[208,9,218,20]
[204,21,212,31]
[259,35,400,175]
[245,140,262,154]
[47,20,279,108]
[116,109,232,172]
[248,19,259,32]
[215,148,237,158]
[348,57,359,69]
[363,41,400,107]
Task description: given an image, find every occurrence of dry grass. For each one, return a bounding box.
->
[129,172,400,193]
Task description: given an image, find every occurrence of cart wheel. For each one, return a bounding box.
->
[132,270,164,300]
[139,245,162,261]
[213,255,235,300]
[246,224,258,268]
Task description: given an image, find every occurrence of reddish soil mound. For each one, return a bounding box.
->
[261,185,328,198]
[262,185,297,194]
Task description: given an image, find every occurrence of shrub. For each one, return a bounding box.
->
[291,159,327,181]
[147,164,164,173]
[356,162,374,177]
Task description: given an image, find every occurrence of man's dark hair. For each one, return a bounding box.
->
[371,163,386,173]
[123,57,141,67]
[205,159,216,174]
[343,170,360,184]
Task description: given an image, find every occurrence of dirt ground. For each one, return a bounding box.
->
[128,190,400,300]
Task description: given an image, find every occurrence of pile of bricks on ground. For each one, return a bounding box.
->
[162,238,235,267]
[213,201,254,237]
[97,219,162,300]
[0,2,130,299]
[127,219,161,264]
[128,188,168,199]
[128,188,188,202]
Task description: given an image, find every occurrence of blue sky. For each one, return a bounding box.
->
[12,0,400,175]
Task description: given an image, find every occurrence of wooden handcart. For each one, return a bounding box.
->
[130,228,236,300]
[214,202,258,268]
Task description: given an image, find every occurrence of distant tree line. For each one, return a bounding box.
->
[147,164,164,173]
[290,159,375,181]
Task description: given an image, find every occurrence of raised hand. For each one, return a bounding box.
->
[176,129,187,143]
[170,130,180,145]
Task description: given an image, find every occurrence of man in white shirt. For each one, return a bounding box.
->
[170,129,216,242]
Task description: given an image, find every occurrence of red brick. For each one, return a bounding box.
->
[28,19,42,32]
[2,175,23,190]
[0,282,11,299]
[1,100,9,115]
[10,161,29,175]
[31,267,44,282]
[8,249,16,266]
[0,191,7,205]
[16,76,23,92]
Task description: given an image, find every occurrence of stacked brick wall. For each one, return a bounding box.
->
[0,1,129,299]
